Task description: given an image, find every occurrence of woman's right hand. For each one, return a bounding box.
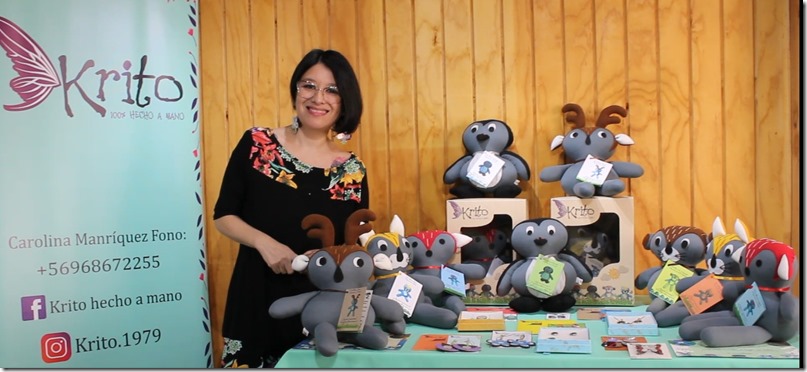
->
[257,241,299,275]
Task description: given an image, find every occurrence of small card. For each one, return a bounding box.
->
[465,306,518,320]
[627,343,672,359]
[679,275,724,315]
[388,272,423,317]
[490,331,533,342]
[466,151,505,188]
[336,287,372,332]
[576,154,613,186]
[546,312,571,320]
[526,255,565,296]
[733,282,766,326]
[649,261,695,304]
[535,327,592,354]
[441,266,466,297]
[606,312,659,336]
[517,319,582,334]
[412,334,448,351]
[576,308,604,320]
[600,336,648,351]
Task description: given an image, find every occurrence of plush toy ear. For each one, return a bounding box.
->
[390,214,405,236]
[731,244,746,265]
[712,216,726,237]
[291,255,310,272]
[614,134,635,146]
[550,135,564,151]
[734,218,752,243]
[358,222,375,247]
[641,233,650,249]
[452,232,473,250]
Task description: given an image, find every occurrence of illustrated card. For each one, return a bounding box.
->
[466,151,505,188]
[600,336,647,351]
[576,154,614,186]
[517,319,582,334]
[576,308,604,320]
[412,334,448,351]
[526,255,565,296]
[627,343,672,359]
[546,312,571,320]
[336,288,371,332]
[649,262,695,304]
[459,310,504,321]
[388,272,423,317]
[679,274,723,315]
[490,331,533,342]
[441,266,466,297]
[465,306,518,320]
[733,282,766,326]
[668,339,800,359]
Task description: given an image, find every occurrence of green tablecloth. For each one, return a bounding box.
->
[275,305,801,369]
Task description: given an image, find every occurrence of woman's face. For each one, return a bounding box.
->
[295,62,341,132]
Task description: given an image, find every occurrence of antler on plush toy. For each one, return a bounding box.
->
[539,103,644,198]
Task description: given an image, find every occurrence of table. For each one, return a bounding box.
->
[275,304,801,369]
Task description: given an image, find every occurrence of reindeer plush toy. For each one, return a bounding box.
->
[268,210,406,357]
[539,103,643,198]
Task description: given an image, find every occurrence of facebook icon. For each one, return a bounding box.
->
[21,295,47,321]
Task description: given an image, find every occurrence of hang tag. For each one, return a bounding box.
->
[526,255,565,296]
[337,287,372,332]
[466,151,505,188]
[733,282,766,326]
[388,273,423,317]
[576,154,613,186]
[649,262,695,304]
[441,266,466,297]
[679,275,724,315]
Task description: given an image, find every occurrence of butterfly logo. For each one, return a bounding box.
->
[448,200,462,219]
[0,17,61,111]
[552,199,567,218]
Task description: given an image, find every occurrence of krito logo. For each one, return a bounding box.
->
[21,295,46,321]
[41,332,72,363]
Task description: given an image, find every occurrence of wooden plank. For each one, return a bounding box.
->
[329,0,363,155]
[690,0,723,231]
[789,0,800,296]
[754,0,791,244]
[385,0,418,230]
[199,0,232,366]
[563,0,596,111]
[533,0,566,216]
[626,0,661,294]
[657,0,692,226]
[443,0,475,207]
[225,0,254,141]
[251,0,279,127]
[722,0,755,232]
[275,0,303,115]
[302,0,329,50]
[414,0,447,230]
[356,0,390,222]
[472,0,504,118]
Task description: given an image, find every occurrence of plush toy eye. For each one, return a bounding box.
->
[353,256,365,268]
[755,259,762,267]
[597,131,607,139]
[487,123,497,132]
[680,239,690,249]
[315,256,328,266]
[525,226,535,235]
[438,238,446,245]
[724,244,734,256]
[377,240,389,251]
[602,235,608,243]
[470,124,480,133]
[411,241,419,248]
[404,240,411,248]
[547,225,556,235]
[570,132,580,139]
[653,236,662,247]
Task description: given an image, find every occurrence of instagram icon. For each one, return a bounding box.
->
[41,332,71,363]
[21,295,47,321]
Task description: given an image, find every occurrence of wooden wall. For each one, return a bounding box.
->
[199,0,800,366]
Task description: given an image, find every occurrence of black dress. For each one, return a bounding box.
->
[214,127,369,368]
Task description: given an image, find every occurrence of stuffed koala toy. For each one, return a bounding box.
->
[539,103,643,198]
[268,210,406,357]
[634,225,708,315]
[678,238,799,347]
[654,217,751,327]
[359,215,458,329]
[444,119,531,198]
[496,218,593,313]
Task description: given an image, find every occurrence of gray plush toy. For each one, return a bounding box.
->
[678,238,799,347]
[654,217,750,327]
[634,225,708,314]
[461,227,513,275]
[444,119,531,198]
[359,215,458,329]
[496,218,593,313]
[268,210,406,357]
[539,103,643,198]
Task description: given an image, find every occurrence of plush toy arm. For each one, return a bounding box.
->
[496,260,524,296]
[610,161,644,178]
[558,252,593,283]
[634,266,661,289]
[539,164,572,182]
[409,273,445,296]
[501,151,531,180]
[444,155,473,183]
[675,272,708,293]
[779,292,799,322]
[268,291,318,319]
[448,262,487,280]
[371,294,406,321]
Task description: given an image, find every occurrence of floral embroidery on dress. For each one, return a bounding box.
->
[249,127,364,202]
[221,337,247,368]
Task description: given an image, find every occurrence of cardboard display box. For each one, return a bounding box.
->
[446,198,528,305]
[550,196,635,306]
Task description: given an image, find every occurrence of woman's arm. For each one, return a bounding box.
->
[214,214,299,274]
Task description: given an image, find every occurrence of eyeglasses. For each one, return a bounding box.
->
[296,80,341,103]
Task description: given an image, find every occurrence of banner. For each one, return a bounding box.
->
[0,0,211,368]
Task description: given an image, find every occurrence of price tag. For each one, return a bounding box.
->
[649,262,694,304]
[441,266,466,297]
[337,287,372,332]
[576,154,613,186]
[466,151,505,188]
[679,275,724,315]
[733,282,766,326]
[526,255,565,296]
[388,272,423,317]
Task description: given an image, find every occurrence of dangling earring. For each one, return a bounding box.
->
[335,132,351,144]
[291,116,300,133]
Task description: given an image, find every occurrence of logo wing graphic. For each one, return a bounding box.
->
[0,17,60,111]
[448,200,462,219]
[552,199,566,218]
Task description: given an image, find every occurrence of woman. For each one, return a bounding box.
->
[214,49,368,368]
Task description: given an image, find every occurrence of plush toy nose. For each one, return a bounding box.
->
[592,239,599,249]
[476,133,489,142]
[664,246,674,255]
[333,266,344,282]
[396,248,404,261]
[534,237,547,246]
[709,256,717,268]
[585,135,591,145]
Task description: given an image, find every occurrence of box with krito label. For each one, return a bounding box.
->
[550,196,635,306]
[445,198,528,305]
